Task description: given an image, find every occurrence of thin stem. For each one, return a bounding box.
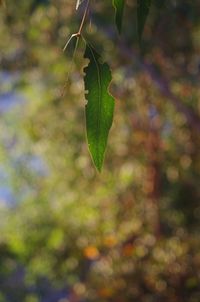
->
[61,0,90,96]
[63,33,77,52]
[77,0,90,35]
[63,0,90,52]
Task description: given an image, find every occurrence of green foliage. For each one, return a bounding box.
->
[1,1,200,302]
[84,44,115,171]
[137,0,152,42]
[73,0,153,170]
[112,0,125,33]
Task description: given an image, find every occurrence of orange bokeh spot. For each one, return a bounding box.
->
[98,287,113,298]
[122,243,134,257]
[103,235,117,247]
[83,246,99,260]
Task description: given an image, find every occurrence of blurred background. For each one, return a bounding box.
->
[0,0,200,301]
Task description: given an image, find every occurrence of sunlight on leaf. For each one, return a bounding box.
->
[84,44,115,172]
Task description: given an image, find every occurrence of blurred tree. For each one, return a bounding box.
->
[0,1,200,302]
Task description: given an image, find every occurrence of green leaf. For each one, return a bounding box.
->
[84,44,115,172]
[112,0,125,33]
[137,0,152,41]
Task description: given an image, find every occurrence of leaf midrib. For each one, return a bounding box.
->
[88,45,102,165]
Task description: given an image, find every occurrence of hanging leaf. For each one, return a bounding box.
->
[112,0,125,33]
[137,0,152,41]
[84,44,115,172]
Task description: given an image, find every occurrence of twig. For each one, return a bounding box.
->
[63,0,90,52]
